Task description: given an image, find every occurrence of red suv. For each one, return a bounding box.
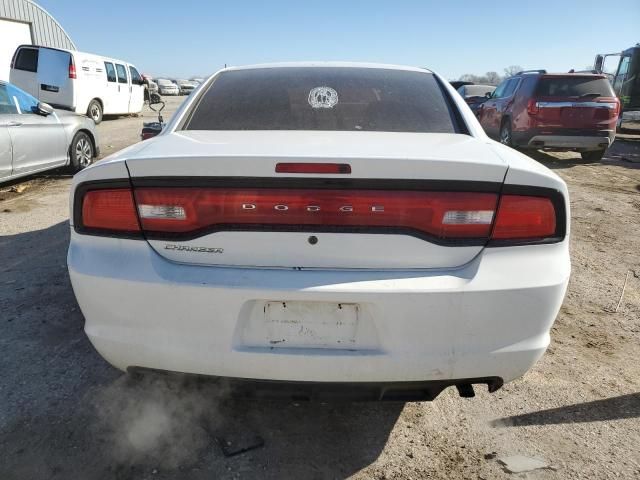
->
[477,70,620,161]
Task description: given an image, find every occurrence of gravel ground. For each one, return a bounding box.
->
[0,100,639,479]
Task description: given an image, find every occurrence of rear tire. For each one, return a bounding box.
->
[580,149,606,162]
[499,120,513,147]
[69,132,94,172]
[87,99,103,124]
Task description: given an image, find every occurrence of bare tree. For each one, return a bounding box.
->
[503,65,523,77]
[485,71,501,85]
[459,74,479,82]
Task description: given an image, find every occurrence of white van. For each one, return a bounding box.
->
[9,45,145,124]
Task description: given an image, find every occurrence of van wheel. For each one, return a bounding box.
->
[70,132,94,171]
[87,100,103,124]
[580,149,606,162]
[499,120,513,147]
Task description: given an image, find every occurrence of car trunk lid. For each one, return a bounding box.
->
[125,131,508,269]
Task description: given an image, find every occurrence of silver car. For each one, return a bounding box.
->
[175,79,197,95]
[1,81,99,184]
[156,79,179,96]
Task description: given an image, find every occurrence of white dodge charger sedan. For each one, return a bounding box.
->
[68,63,570,401]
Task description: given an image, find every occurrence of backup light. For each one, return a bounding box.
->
[138,204,187,220]
[443,210,494,225]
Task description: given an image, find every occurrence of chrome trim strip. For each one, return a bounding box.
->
[537,101,616,108]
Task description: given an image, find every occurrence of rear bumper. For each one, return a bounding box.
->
[68,233,570,385]
[128,368,503,401]
[515,129,615,150]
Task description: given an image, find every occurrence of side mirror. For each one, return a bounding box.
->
[149,92,163,105]
[35,102,54,116]
[141,123,163,140]
[593,54,605,73]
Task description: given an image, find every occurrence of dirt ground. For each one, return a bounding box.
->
[0,98,639,479]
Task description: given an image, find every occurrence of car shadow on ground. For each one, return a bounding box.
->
[0,222,402,480]
[526,138,640,170]
[491,392,640,427]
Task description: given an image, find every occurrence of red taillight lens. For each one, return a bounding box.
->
[76,185,562,245]
[69,58,77,79]
[134,188,499,240]
[276,163,351,174]
[81,189,140,232]
[527,99,539,115]
[492,195,556,240]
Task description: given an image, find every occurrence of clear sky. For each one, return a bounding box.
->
[36,0,639,80]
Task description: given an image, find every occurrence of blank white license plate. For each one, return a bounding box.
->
[265,301,359,349]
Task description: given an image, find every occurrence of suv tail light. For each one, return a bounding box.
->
[69,57,77,79]
[527,99,539,115]
[597,98,620,117]
[75,184,564,245]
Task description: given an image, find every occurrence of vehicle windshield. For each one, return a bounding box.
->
[184,67,460,133]
[535,76,615,97]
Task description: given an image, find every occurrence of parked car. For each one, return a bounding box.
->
[477,70,620,161]
[457,84,496,115]
[450,80,473,90]
[147,80,158,94]
[68,63,570,401]
[190,77,205,84]
[10,45,145,124]
[1,80,98,183]
[175,79,197,95]
[156,78,179,96]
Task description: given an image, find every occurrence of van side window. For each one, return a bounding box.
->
[115,64,128,84]
[105,62,116,82]
[129,66,143,85]
[14,48,39,72]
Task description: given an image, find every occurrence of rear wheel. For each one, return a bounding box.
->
[499,120,513,147]
[580,149,606,162]
[87,99,103,124]
[70,132,94,172]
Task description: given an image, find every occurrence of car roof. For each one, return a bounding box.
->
[13,44,136,68]
[512,72,607,79]
[223,62,433,73]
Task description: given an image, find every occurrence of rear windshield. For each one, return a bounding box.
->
[14,48,38,72]
[535,76,615,97]
[184,67,460,133]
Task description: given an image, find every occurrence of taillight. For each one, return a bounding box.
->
[81,189,140,232]
[492,195,556,240]
[75,184,563,245]
[133,188,499,240]
[69,57,77,79]
[597,98,620,117]
[527,99,539,115]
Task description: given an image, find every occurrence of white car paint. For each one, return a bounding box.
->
[68,63,570,397]
[9,45,144,120]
